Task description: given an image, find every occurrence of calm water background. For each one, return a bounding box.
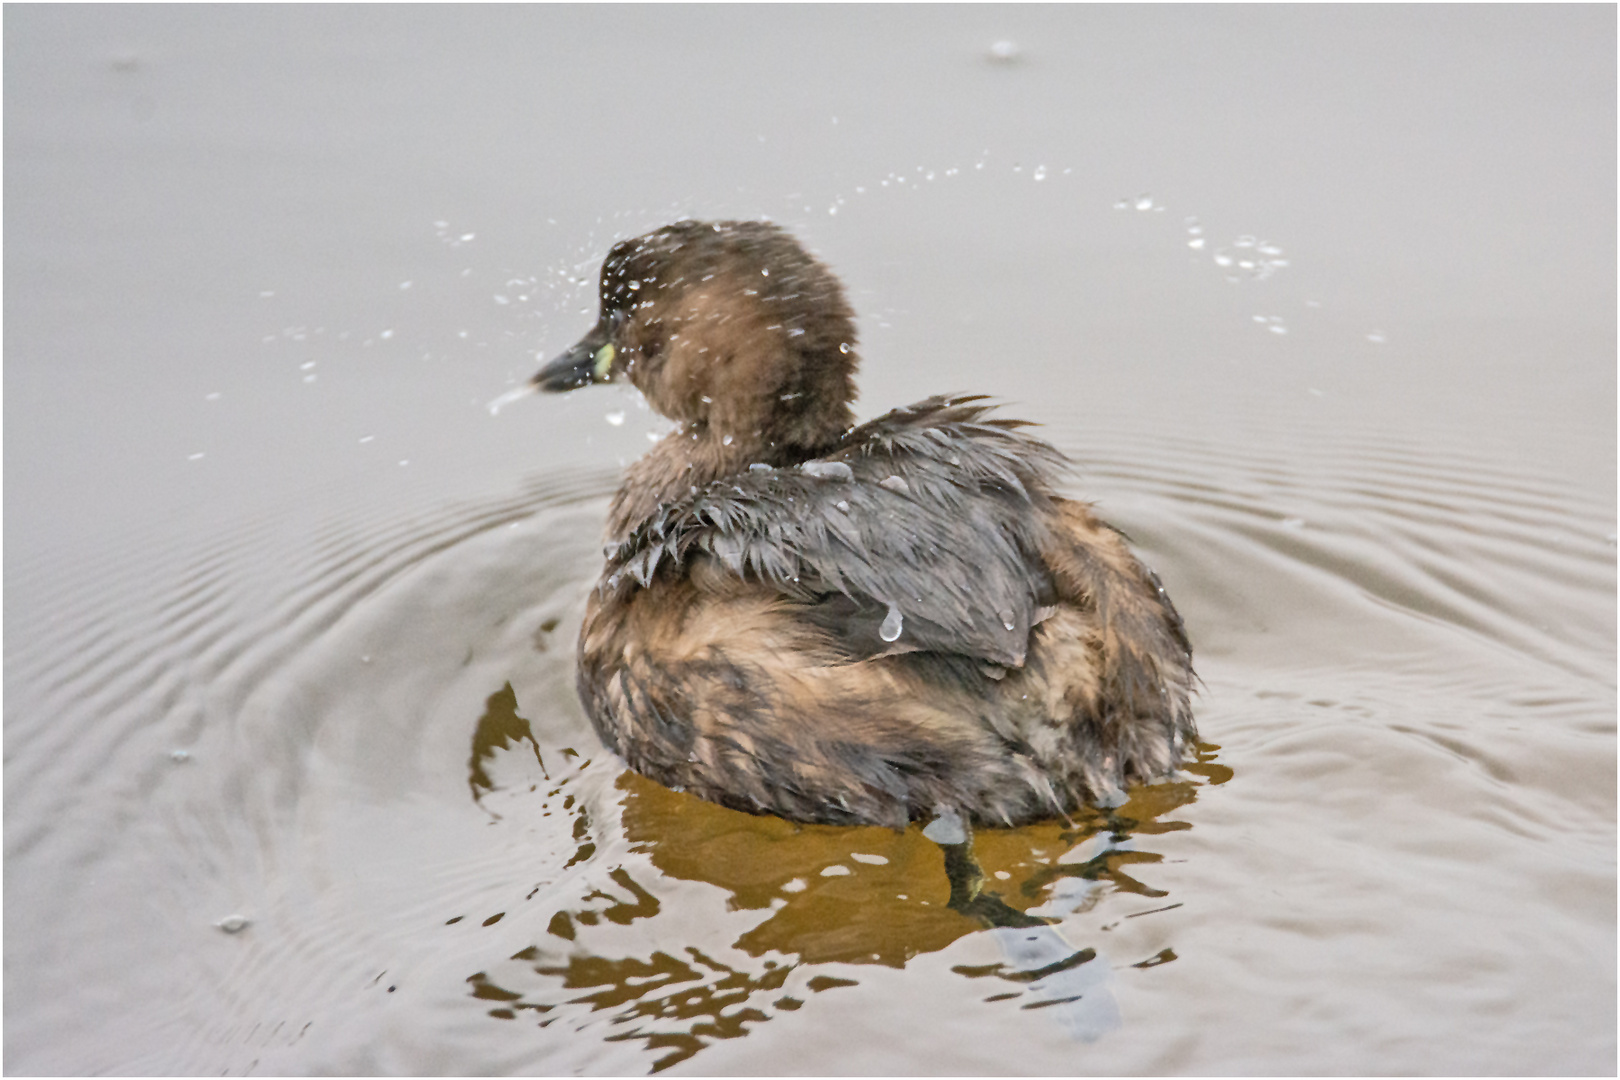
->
[6,6,1614,1074]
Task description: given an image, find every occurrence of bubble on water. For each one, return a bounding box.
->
[1033,165,1047,181]
[399,281,412,290]
[879,603,904,642]
[216,914,250,934]
[988,39,1020,62]
[1367,331,1387,344]
[187,452,205,461]
[605,411,625,426]
[205,391,222,401]
[170,749,191,763]
[1135,195,1154,211]
[922,808,967,845]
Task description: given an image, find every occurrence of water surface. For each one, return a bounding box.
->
[6,6,1614,1075]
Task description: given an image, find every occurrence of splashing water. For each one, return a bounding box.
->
[487,383,536,415]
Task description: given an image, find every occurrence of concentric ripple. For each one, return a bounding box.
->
[5,421,1612,1074]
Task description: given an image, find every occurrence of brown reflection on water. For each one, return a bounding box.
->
[464,715,1228,1071]
[467,683,550,810]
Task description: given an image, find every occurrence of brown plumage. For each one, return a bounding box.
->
[531,219,1196,828]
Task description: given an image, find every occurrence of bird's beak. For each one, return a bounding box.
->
[532,319,618,393]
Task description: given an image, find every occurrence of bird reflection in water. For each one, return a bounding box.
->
[458,686,1229,1072]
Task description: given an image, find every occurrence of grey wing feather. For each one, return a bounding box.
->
[603,396,1070,667]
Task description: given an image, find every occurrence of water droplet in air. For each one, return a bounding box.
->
[605,411,625,426]
[217,915,250,934]
[880,603,904,642]
[988,40,1020,62]
[1032,165,1047,181]
[170,749,191,763]
[999,608,1016,631]
[722,434,734,446]
[487,384,536,415]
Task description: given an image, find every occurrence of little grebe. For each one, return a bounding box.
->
[530,220,1196,829]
